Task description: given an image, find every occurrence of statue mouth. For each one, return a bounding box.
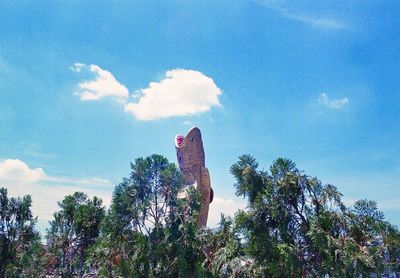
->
[175,134,185,147]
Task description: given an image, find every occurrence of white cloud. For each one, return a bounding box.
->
[280,9,346,30]
[44,175,111,186]
[124,69,222,120]
[16,142,58,159]
[208,196,246,227]
[74,66,222,121]
[258,0,347,30]
[342,199,356,207]
[0,159,112,223]
[70,62,85,72]
[182,120,193,126]
[318,93,349,109]
[0,159,45,184]
[74,64,129,101]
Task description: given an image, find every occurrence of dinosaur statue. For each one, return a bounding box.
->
[175,127,213,227]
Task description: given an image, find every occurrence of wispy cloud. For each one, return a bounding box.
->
[318,93,349,109]
[16,142,58,159]
[73,65,222,121]
[279,8,346,30]
[70,62,85,73]
[257,0,347,30]
[182,120,193,126]
[0,159,112,222]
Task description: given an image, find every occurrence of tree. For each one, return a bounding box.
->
[0,187,44,277]
[230,155,400,277]
[164,187,208,277]
[91,154,209,277]
[205,214,253,278]
[46,192,105,277]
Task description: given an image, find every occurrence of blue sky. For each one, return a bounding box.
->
[0,0,399,234]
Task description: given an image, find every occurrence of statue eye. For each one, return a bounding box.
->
[190,137,194,142]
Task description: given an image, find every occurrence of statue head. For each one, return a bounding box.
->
[175,127,205,170]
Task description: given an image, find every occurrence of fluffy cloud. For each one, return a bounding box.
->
[73,65,222,120]
[318,93,349,109]
[208,196,246,227]
[0,159,112,223]
[73,64,129,101]
[0,159,45,184]
[124,69,222,120]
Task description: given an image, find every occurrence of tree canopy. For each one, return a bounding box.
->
[229,155,400,277]
[0,154,399,277]
[45,192,105,277]
[91,154,208,277]
[0,187,44,277]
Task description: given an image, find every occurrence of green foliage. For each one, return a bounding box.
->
[0,187,44,277]
[90,154,210,277]
[164,187,208,277]
[229,155,400,277]
[46,192,105,277]
[205,214,254,278]
[1,154,399,277]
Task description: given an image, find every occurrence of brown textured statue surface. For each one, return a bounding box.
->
[175,127,213,227]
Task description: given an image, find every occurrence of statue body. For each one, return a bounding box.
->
[175,127,213,227]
